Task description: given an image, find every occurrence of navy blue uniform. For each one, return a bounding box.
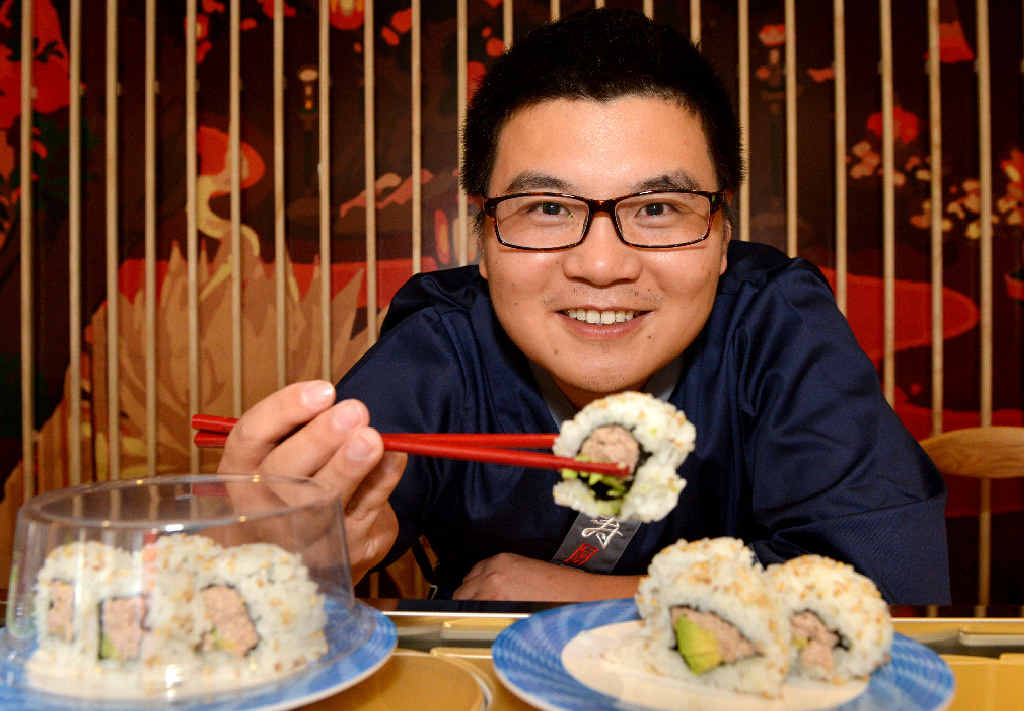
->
[336,241,950,604]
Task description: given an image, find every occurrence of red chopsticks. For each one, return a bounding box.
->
[190,414,628,477]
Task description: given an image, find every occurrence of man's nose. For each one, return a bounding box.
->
[562,212,642,284]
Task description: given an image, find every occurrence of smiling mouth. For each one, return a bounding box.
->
[564,308,639,325]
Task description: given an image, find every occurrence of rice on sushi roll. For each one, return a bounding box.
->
[553,391,695,523]
[634,537,790,697]
[766,554,892,682]
[635,537,759,623]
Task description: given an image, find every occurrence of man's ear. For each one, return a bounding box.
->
[719,190,734,276]
[479,242,489,279]
[470,195,489,279]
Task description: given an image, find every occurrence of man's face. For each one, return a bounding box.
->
[479,95,730,408]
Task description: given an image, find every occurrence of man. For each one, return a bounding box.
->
[218,9,950,604]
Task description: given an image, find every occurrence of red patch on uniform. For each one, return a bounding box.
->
[563,543,600,567]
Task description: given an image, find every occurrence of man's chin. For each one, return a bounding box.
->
[550,372,645,409]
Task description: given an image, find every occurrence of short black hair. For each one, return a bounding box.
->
[461,8,743,202]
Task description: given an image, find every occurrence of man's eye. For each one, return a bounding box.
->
[526,201,571,218]
[541,201,568,216]
[635,201,680,219]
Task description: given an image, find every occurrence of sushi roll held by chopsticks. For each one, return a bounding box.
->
[552,391,695,523]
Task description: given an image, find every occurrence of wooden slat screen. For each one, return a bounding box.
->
[4,0,1017,604]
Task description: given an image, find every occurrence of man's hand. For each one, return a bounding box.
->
[453,553,640,601]
[217,380,406,583]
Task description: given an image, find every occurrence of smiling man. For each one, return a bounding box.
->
[217,8,950,605]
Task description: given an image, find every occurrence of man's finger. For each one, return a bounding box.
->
[298,423,386,506]
[343,451,406,517]
[257,399,371,482]
[218,380,337,473]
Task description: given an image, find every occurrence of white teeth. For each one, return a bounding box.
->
[565,308,636,324]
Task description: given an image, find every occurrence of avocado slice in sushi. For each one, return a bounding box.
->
[674,615,723,674]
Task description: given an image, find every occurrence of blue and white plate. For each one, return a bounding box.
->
[0,601,396,711]
[492,598,954,711]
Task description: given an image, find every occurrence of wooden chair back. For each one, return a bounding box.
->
[919,427,1024,608]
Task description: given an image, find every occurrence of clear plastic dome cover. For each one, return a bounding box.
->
[0,474,377,706]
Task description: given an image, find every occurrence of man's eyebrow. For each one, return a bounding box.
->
[632,172,703,192]
[501,172,573,194]
[498,170,710,195]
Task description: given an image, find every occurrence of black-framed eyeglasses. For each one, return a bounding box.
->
[482,189,725,251]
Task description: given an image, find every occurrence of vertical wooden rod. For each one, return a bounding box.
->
[550,0,559,22]
[785,0,797,258]
[738,0,750,243]
[274,0,287,389]
[927,0,943,436]
[503,0,513,48]
[319,0,332,380]
[833,0,848,315]
[976,0,993,428]
[69,0,83,485]
[879,0,895,405]
[21,0,34,498]
[690,0,700,45]
[412,0,423,274]
[145,0,158,471]
[365,0,378,344]
[457,0,469,266]
[186,0,199,473]
[106,0,120,480]
[229,0,243,416]
[978,477,991,610]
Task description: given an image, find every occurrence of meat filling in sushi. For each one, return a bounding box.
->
[670,606,759,673]
[791,610,847,677]
[46,580,75,643]
[564,425,646,501]
[578,425,641,473]
[98,595,147,661]
[200,585,260,657]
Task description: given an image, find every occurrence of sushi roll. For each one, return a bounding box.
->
[199,542,328,678]
[552,391,695,522]
[634,538,790,697]
[766,555,892,681]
